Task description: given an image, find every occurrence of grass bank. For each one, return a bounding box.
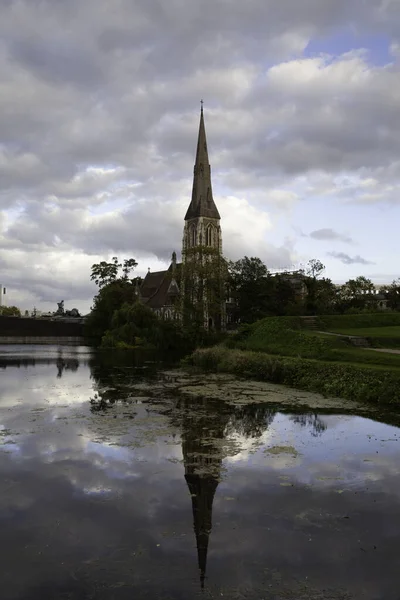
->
[184,313,400,405]
[316,314,400,349]
[317,313,400,330]
[226,316,400,368]
[186,345,400,405]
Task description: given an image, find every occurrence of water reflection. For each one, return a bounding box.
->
[90,370,280,587]
[180,397,227,588]
[0,345,85,380]
[1,346,400,599]
[289,413,328,436]
[176,397,278,587]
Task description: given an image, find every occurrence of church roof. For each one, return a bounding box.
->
[140,271,166,301]
[184,106,221,221]
[139,263,181,309]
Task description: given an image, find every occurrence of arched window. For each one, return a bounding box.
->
[190,225,196,247]
[206,225,213,246]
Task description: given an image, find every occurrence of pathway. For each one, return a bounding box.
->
[316,330,398,354]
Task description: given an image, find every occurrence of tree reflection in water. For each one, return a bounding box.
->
[289,413,328,436]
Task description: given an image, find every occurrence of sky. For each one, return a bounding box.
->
[0,0,399,314]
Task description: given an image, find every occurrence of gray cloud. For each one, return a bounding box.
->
[0,0,398,308]
[327,251,375,265]
[309,228,353,243]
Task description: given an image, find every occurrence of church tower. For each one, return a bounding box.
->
[182,103,222,254]
[181,104,226,330]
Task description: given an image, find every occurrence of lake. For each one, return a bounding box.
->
[1,344,400,599]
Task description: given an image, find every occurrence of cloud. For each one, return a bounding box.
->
[0,0,399,308]
[308,228,353,243]
[327,251,375,265]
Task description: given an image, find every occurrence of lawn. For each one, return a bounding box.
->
[329,347,400,369]
[323,326,400,349]
[327,326,400,338]
[230,316,400,369]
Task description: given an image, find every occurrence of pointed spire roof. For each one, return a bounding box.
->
[185,474,218,588]
[184,103,221,221]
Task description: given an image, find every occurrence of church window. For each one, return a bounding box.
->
[206,224,214,246]
[190,225,196,247]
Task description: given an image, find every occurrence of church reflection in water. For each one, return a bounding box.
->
[88,365,327,589]
[179,396,230,588]
[176,394,328,588]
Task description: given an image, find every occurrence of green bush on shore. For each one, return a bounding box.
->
[186,346,400,405]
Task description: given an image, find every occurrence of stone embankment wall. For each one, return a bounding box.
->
[0,316,86,345]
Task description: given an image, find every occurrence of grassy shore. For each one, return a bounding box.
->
[184,313,400,405]
[316,314,400,349]
[186,346,400,405]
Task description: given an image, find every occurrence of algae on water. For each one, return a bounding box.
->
[265,445,300,457]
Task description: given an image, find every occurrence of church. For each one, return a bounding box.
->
[139,105,229,330]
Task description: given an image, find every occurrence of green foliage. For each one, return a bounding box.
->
[100,301,225,354]
[122,258,138,280]
[84,279,137,343]
[0,305,21,317]
[228,256,271,323]
[269,274,300,317]
[222,314,400,368]
[304,258,325,279]
[320,317,400,350]
[187,346,400,405]
[228,316,342,359]
[336,276,379,312]
[86,255,141,343]
[182,246,227,329]
[90,256,138,288]
[385,278,400,310]
[303,276,338,315]
[102,302,158,348]
[326,326,400,338]
[227,257,303,323]
[90,256,121,287]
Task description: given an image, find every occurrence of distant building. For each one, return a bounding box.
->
[334,283,389,310]
[0,284,6,307]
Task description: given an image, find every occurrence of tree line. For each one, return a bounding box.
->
[1,255,398,337]
[228,256,400,324]
[83,254,400,349]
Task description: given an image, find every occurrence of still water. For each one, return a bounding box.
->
[1,345,400,599]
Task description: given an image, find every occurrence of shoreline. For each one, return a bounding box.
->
[184,346,400,406]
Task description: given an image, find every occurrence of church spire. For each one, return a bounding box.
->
[184,103,220,221]
[185,474,218,588]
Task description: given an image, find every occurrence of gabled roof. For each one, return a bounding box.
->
[139,271,166,301]
[139,263,182,309]
[184,107,220,221]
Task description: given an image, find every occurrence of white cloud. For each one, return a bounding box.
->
[0,0,399,308]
